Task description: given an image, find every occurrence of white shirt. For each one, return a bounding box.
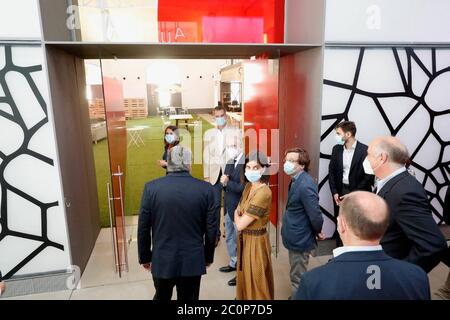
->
[234,152,244,168]
[375,166,406,194]
[217,127,225,155]
[333,245,383,258]
[216,127,226,171]
[342,140,357,185]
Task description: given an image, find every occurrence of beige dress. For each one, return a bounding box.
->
[236,183,274,300]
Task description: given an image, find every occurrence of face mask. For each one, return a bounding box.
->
[216,116,226,126]
[245,170,262,183]
[165,134,176,144]
[283,161,297,176]
[363,157,374,175]
[226,147,240,160]
[335,134,345,145]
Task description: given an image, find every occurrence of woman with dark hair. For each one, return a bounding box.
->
[157,125,179,170]
[234,151,274,300]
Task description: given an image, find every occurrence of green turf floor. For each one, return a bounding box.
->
[93,115,213,227]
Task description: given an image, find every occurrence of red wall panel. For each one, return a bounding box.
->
[243,58,279,226]
[158,0,285,43]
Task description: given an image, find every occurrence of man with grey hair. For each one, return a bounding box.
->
[363,136,447,273]
[138,145,217,300]
[295,191,430,300]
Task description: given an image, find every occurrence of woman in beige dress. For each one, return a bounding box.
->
[234,151,274,300]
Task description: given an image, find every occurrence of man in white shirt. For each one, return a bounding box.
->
[328,121,374,247]
[203,105,241,242]
[295,191,430,300]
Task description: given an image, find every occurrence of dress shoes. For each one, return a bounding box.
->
[219,265,236,273]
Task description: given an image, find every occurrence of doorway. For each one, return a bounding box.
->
[85,56,282,276]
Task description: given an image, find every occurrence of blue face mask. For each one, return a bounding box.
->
[283,161,297,176]
[335,134,345,145]
[216,116,226,127]
[245,170,262,183]
[165,134,176,144]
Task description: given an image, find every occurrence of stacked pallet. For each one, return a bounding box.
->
[89,99,106,120]
[124,98,148,119]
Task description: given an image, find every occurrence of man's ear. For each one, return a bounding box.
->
[337,215,346,235]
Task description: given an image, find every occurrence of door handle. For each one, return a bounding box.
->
[107,182,118,273]
[114,165,129,272]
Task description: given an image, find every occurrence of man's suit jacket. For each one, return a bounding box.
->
[295,250,430,300]
[203,126,241,184]
[379,171,447,273]
[223,155,245,221]
[443,185,450,225]
[328,141,374,196]
[281,171,324,252]
[137,171,217,279]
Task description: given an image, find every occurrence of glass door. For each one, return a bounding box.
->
[101,60,129,276]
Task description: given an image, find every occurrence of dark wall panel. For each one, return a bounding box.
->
[45,45,100,274]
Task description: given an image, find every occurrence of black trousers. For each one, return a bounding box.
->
[212,170,223,240]
[153,276,201,301]
[333,184,352,248]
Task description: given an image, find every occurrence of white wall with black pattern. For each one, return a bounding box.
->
[319,47,450,237]
[0,44,71,279]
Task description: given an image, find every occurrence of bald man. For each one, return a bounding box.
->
[364,136,447,273]
[295,191,430,300]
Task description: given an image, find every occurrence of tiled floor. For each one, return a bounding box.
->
[3,217,449,300]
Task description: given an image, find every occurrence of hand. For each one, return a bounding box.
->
[317,233,326,241]
[339,194,349,202]
[158,160,167,168]
[333,194,341,206]
[220,175,229,186]
[142,263,152,271]
[0,281,5,295]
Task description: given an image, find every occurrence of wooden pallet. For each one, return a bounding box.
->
[124,98,148,119]
[89,98,105,120]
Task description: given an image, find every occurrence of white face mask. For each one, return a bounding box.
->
[363,157,374,175]
[226,147,240,160]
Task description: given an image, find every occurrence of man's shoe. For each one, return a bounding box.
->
[219,265,236,273]
[228,277,236,286]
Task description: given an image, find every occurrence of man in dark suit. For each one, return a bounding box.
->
[218,137,245,286]
[328,121,374,247]
[444,186,450,225]
[281,148,324,299]
[436,187,450,299]
[365,136,447,273]
[295,191,430,300]
[138,145,217,300]
[0,271,5,296]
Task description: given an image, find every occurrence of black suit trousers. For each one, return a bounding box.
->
[153,276,201,301]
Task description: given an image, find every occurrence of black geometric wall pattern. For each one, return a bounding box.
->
[319,47,450,236]
[0,45,70,279]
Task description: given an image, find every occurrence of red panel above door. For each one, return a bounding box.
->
[158,0,285,43]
